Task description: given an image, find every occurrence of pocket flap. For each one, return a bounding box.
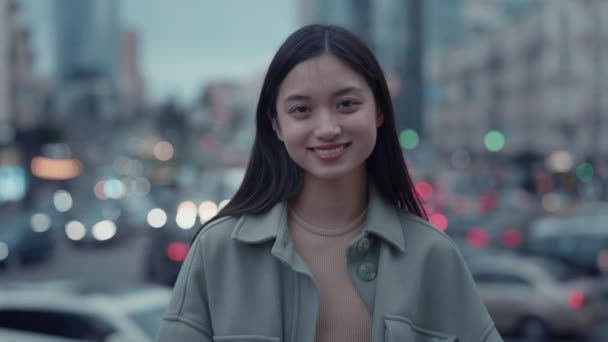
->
[384,315,457,342]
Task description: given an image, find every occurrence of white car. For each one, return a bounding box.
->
[0,280,171,341]
[0,327,85,341]
[469,255,604,339]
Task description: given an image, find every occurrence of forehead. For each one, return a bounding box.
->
[278,53,370,99]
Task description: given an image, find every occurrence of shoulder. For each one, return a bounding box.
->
[193,215,240,250]
[396,211,460,256]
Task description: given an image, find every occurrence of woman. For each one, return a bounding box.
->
[157,24,503,342]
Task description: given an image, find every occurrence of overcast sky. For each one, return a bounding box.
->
[21,0,298,103]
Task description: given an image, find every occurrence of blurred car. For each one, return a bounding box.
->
[451,236,516,263]
[64,199,133,248]
[444,213,485,238]
[0,327,84,341]
[0,280,171,341]
[521,212,608,275]
[469,254,604,339]
[476,211,535,250]
[117,196,156,234]
[143,195,222,287]
[0,204,58,270]
[144,216,197,287]
[446,209,534,255]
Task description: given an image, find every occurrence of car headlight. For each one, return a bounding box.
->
[92,220,117,241]
[31,213,52,233]
[65,221,86,241]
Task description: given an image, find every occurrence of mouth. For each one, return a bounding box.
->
[307,143,351,157]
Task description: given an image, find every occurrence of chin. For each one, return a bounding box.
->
[305,165,363,182]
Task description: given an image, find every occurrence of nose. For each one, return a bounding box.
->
[314,113,341,141]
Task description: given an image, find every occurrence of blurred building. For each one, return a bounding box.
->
[0,0,9,135]
[8,6,37,132]
[119,28,146,115]
[54,0,120,120]
[0,0,22,205]
[426,0,465,56]
[0,0,46,205]
[0,0,39,135]
[429,0,608,163]
[299,0,372,44]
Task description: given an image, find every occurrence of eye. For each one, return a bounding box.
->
[288,105,310,114]
[337,99,360,110]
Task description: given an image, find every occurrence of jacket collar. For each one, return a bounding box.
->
[231,184,406,253]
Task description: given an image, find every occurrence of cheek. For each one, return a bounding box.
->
[354,115,379,139]
[278,128,308,159]
[277,120,308,144]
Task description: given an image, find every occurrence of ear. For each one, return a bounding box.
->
[376,112,384,128]
[271,118,284,141]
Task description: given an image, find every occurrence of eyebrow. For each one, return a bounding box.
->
[283,86,364,103]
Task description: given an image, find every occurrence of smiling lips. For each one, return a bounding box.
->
[308,143,351,161]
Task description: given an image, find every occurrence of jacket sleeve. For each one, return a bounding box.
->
[156,236,213,341]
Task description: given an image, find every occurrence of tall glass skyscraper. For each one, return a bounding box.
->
[54,0,120,94]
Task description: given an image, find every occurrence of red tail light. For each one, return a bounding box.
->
[568,290,586,310]
[166,242,190,262]
[429,213,448,232]
[467,228,491,249]
[501,228,522,249]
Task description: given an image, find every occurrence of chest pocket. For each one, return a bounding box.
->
[384,315,458,342]
[213,336,280,342]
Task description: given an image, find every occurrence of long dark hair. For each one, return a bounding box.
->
[197,24,427,236]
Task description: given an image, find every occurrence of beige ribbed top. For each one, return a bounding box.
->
[288,208,372,342]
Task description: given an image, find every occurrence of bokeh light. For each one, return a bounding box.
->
[576,163,594,183]
[415,182,434,201]
[53,190,73,212]
[176,201,197,229]
[94,181,108,200]
[484,130,505,152]
[167,242,190,262]
[467,228,491,248]
[198,201,219,223]
[545,150,573,173]
[154,141,174,161]
[65,221,86,241]
[133,177,151,196]
[30,213,51,232]
[104,179,126,199]
[501,228,522,249]
[399,129,419,150]
[147,208,167,228]
[219,199,230,210]
[429,213,448,232]
[92,220,117,241]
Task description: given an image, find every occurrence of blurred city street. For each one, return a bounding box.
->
[0,229,149,284]
[1,228,608,342]
[1,0,608,341]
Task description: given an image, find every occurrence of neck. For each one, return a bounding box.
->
[289,171,369,229]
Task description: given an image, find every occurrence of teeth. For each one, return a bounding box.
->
[315,145,345,155]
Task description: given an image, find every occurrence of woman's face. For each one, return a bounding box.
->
[273,53,383,182]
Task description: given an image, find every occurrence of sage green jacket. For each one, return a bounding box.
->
[157,187,503,342]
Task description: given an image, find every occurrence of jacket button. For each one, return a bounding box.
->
[358,262,377,281]
[357,237,371,254]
